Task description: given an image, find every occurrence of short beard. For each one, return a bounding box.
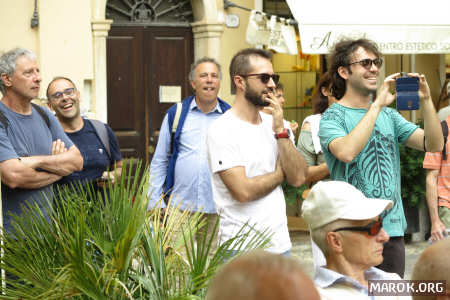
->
[245,82,270,107]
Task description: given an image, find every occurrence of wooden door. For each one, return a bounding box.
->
[107,26,193,164]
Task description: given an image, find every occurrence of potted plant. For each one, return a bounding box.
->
[0,161,270,299]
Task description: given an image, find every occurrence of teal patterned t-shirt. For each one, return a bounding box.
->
[318,103,418,237]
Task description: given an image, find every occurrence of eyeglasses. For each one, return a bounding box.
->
[348,58,383,70]
[333,218,383,236]
[50,88,75,101]
[240,73,280,85]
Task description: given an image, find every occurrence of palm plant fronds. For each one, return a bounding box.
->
[0,159,273,299]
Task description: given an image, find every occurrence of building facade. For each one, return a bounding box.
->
[0,0,446,162]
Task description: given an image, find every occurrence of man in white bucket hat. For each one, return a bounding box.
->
[302,181,411,299]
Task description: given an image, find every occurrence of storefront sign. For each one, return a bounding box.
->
[286,0,450,54]
[299,25,450,54]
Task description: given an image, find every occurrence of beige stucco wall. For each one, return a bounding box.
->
[0,0,94,114]
[0,0,39,99]
[39,0,93,113]
[0,1,39,54]
[218,0,255,104]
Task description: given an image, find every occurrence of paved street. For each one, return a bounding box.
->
[289,231,429,279]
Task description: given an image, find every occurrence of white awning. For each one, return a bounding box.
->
[286,0,450,54]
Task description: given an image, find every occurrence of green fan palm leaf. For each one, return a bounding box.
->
[0,159,273,299]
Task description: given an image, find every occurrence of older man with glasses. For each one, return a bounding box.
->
[318,38,443,277]
[0,48,83,233]
[303,181,412,300]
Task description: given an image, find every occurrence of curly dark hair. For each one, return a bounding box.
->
[328,38,381,100]
[312,72,332,114]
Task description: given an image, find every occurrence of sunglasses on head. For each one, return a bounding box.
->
[240,73,280,84]
[348,58,383,70]
[333,217,383,236]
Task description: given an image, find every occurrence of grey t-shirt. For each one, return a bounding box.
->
[0,101,73,232]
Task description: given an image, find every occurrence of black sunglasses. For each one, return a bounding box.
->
[240,73,280,85]
[334,218,383,236]
[348,58,383,70]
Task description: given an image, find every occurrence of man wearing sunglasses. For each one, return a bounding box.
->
[0,48,83,233]
[319,38,443,277]
[206,48,307,254]
[302,181,409,299]
[46,77,123,194]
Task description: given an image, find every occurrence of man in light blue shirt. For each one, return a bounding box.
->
[148,57,230,246]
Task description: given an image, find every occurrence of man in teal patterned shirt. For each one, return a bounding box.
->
[319,38,443,277]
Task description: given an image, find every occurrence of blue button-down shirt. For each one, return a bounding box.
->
[148,98,225,213]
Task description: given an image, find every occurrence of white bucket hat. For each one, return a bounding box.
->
[302,181,393,230]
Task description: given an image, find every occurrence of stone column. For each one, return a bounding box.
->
[91,19,112,122]
[191,21,224,61]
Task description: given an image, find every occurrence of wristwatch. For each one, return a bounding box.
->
[274,128,290,139]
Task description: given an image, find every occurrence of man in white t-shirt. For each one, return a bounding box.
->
[206,48,307,254]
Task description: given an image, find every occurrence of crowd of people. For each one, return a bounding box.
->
[1,36,449,299]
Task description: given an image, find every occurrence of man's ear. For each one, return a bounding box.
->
[0,73,12,88]
[233,75,245,92]
[190,80,196,92]
[326,232,344,254]
[75,90,81,102]
[337,66,349,80]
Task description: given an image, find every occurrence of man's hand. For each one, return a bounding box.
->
[408,73,431,101]
[373,72,400,108]
[52,139,68,155]
[263,91,284,133]
[0,157,63,189]
[430,218,447,242]
[101,171,116,183]
[97,171,116,188]
[289,121,299,133]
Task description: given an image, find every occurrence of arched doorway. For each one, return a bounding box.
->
[106,1,194,164]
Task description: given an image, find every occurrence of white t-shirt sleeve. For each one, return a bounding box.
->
[206,120,243,173]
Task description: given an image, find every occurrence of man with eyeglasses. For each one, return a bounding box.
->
[303,181,411,300]
[206,48,307,254]
[0,48,83,232]
[46,77,122,194]
[318,38,443,277]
